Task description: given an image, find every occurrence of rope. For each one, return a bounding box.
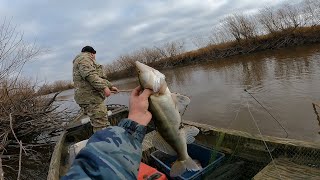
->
[227,92,243,127]
[246,100,283,179]
[244,89,288,138]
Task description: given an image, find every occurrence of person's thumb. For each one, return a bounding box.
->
[141,88,153,99]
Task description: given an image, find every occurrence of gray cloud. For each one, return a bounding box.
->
[0,0,302,82]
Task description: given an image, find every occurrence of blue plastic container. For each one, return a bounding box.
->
[150,143,225,180]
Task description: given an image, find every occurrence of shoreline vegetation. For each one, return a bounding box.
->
[0,19,70,179]
[37,80,74,95]
[42,0,320,93]
[103,0,320,80]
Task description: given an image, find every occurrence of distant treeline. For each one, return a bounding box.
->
[37,80,74,95]
[105,0,320,80]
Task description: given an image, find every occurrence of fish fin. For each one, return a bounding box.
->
[171,93,191,115]
[182,126,200,144]
[152,132,177,156]
[170,156,201,177]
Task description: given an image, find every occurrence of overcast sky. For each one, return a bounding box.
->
[0,0,301,83]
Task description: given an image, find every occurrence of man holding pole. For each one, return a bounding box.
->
[72,46,119,132]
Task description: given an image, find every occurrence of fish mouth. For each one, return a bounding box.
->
[135,61,145,71]
[135,61,144,87]
[135,66,140,74]
[134,62,143,77]
[135,61,143,74]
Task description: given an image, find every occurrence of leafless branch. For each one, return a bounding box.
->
[9,114,26,155]
[0,157,4,180]
[17,141,22,180]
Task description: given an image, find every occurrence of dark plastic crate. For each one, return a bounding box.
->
[150,143,225,180]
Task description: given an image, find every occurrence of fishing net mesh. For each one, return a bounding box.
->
[192,130,320,179]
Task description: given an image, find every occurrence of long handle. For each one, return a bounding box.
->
[111,89,133,94]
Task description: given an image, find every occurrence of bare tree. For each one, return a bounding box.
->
[0,19,66,179]
[222,14,257,42]
[191,35,209,48]
[277,4,301,29]
[140,47,162,63]
[238,14,257,39]
[191,32,226,48]
[209,27,232,45]
[302,0,320,26]
[0,18,40,81]
[165,40,185,57]
[155,40,185,57]
[222,15,242,42]
[258,7,282,34]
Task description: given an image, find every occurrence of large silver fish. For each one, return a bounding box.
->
[135,61,201,177]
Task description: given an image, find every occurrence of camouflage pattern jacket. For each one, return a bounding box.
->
[73,52,113,104]
[62,118,147,180]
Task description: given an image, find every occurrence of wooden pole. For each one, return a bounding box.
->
[118,89,133,92]
[111,89,133,94]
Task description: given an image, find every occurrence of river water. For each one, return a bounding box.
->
[53,45,320,144]
[56,44,320,143]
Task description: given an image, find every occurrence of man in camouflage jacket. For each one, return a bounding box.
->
[62,86,154,180]
[73,46,119,132]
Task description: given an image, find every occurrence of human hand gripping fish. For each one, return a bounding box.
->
[135,61,201,177]
[128,86,153,126]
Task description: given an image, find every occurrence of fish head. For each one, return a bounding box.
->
[135,61,167,93]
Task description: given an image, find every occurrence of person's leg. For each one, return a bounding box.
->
[81,103,110,132]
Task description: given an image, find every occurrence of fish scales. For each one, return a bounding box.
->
[149,94,188,160]
[135,61,201,177]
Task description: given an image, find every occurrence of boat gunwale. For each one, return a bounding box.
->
[47,131,67,180]
[47,104,129,179]
[48,109,320,179]
[183,120,320,149]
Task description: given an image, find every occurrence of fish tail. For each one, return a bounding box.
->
[170,156,201,177]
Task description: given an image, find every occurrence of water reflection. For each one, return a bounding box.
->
[57,45,320,142]
[162,45,320,142]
